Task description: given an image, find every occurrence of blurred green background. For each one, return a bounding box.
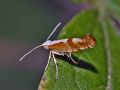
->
[0,0,63,90]
[0,0,61,42]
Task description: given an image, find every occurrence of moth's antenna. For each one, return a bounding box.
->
[19,45,43,61]
[46,22,61,41]
[19,22,61,62]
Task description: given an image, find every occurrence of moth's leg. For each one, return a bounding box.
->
[45,51,52,70]
[51,52,59,79]
[51,51,64,65]
[64,52,70,57]
[52,51,64,56]
[68,53,78,64]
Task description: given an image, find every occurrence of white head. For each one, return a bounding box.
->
[42,40,51,49]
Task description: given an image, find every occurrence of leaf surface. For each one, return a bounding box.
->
[38,1,120,90]
[39,10,108,90]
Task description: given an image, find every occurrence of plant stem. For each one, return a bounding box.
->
[96,0,112,90]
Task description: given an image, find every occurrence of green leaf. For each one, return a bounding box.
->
[70,0,95,4]
[70,0,85,3]
[39,9,120,90]
[110,0,120,6]
[39,10,108,90]
[106,19,120,90]
[107,0,120,17]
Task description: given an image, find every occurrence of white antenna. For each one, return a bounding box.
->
[46,22,61,40]
[19,45,43,61]
[19,22,61,61]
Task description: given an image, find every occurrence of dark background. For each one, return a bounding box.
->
[0,0,84,90]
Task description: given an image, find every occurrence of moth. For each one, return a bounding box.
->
[19,22,96,78]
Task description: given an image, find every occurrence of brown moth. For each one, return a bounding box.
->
[19,22,96,78]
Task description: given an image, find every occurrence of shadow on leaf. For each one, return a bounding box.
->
[55,54,98,73]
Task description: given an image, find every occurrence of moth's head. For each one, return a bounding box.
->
[83,35,96,48]
[42,40,51,49]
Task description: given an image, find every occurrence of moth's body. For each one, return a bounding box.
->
[42,35,96,53]
[19,22,96,78]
